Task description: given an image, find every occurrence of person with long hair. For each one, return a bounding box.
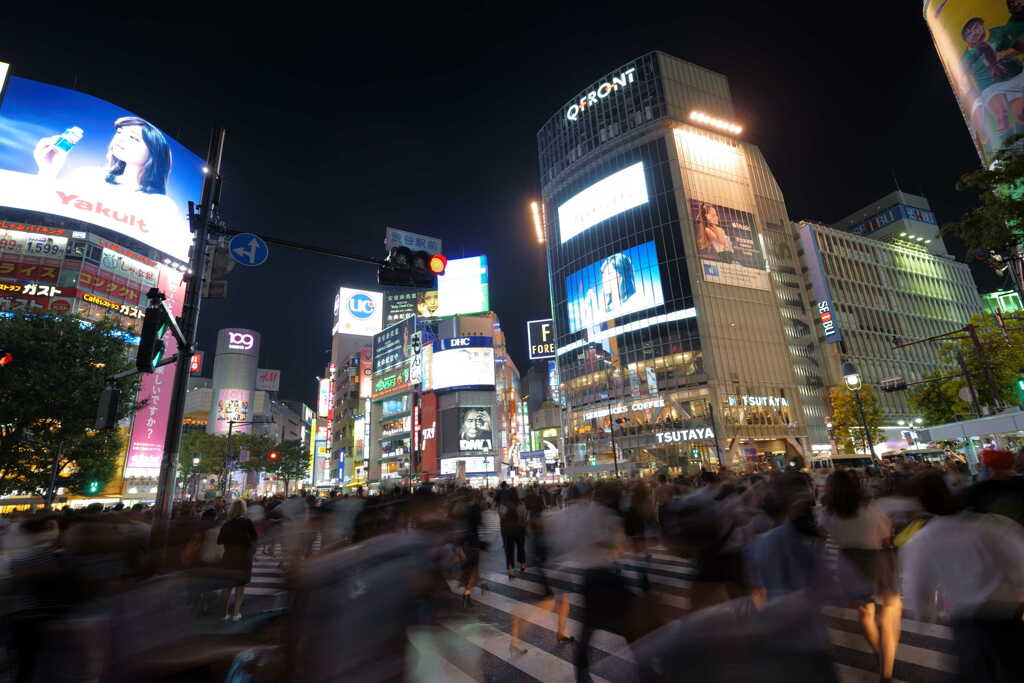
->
[819,470,902,683]
[694,202,734,262]
[217,499,258,621]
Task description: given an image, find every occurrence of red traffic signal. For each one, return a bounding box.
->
[0,351,12,367]
[428,253,447,275]
[268,451,279,461]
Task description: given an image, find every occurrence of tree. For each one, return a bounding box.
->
[0,313,140,500]
[264,440,309,495]
[908,313,1024,424]
[829,384,883,454]
[942,136,1024,254]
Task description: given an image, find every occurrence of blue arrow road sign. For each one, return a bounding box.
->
[228,232,269,267]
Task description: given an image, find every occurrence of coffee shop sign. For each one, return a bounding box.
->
[583,398,663,421]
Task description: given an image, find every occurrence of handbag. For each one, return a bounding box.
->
[894,517,927,547]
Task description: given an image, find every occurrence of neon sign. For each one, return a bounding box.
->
[565,68,636,122]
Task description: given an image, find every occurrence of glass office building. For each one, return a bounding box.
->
[539,52,808,474]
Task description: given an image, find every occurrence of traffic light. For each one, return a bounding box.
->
[136,305,170,372]
[378,247,447,288]
[1016,368,1024,408]
[879,376,907,392]
[86,480,101,495]
[268,451,279,462]
[96,385,121,430]
[0,350,12,367]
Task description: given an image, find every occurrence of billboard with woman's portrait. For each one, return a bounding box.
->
[689,200,769,291]
[564,240,665,333]
[924,0,1024,166]
[0,74,204,260]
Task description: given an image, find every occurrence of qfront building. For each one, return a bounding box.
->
[539,52,810,474]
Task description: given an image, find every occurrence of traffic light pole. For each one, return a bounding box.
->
[150,129,225,560]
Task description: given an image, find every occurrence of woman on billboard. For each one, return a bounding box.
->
[694,201,734,263]
[32,116,177,210]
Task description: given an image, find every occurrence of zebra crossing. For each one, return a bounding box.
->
[414,511,958,683]
[245,534,321,598]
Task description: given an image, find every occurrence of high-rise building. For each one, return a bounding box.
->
[796,192,983,447]
[539,52,807,473]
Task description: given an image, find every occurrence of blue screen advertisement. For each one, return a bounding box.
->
[564,240,665,333]
[0,75,204,261]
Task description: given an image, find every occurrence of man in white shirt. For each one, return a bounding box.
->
[900,471,1024,683]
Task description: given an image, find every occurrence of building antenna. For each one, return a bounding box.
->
[891,169,902,193]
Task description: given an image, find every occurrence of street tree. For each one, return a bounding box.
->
[907,313,1024,424]
[0,313,140,500]
[828,384,883,454]
[942,136,1024,255]
[264,439,309,495]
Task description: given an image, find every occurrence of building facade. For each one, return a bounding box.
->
[539,51,808,474]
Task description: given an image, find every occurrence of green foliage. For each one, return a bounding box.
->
[907,313,1024,424]
[829,384,883,454]
[943,136,1024,253]
[0,313,139,497]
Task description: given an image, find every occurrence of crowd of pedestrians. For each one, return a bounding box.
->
[0,449,1023,681]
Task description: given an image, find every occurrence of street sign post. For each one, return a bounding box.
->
[229,232,269,266]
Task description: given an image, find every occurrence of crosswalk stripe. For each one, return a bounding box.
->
[407,627,480,683]
[441,620,612,683]
[827,627,957,673]
[834,662,908,683]
[823,606,955,641]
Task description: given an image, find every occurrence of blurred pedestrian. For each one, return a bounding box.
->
[819,469,901,682]
[901,470,1024,683]
[967,447,1024,525]
[498,487,527,578]
[217,499,257,621]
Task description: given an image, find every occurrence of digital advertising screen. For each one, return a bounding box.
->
[384,290,438,324]
[373,316,415,373]
[215,389,251,430]
[564,240,665,333]
[923,0,1024,166]
[458,407,494,452]
[332,287,383,336]
[434,255,489,317]
[557,161,648,243]
[440,455,494,475]
[689,200,770,291]
[431,336,495,391]
[0,73,204,261]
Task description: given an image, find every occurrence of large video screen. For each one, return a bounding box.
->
[689,200,770,291]
[431,336,495,391]
[434,255,489,317]
[923,0,1024,166]
[0,75,204,261]
[458,407,494,452]
[564,240,664,333]
[558,162,648,243]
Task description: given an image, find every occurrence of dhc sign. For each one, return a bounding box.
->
[566,68,637,122]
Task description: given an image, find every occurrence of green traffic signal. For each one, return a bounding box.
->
[86,480,100,495]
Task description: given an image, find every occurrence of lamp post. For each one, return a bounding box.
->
[191,456,200,500]
[842,361,875,459]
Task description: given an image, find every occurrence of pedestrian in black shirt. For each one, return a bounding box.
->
[217,499,257,621]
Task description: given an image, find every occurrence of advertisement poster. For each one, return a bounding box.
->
[923,0,1024,165]
[125,264,185,471]
[216,389,251,427]
[372,316,415,373]
[431,336,496,391]
[0,75,204,261]
[557,161,649,243]
[458,407,493,452]
[384,290,439,324]
[689,200,770,291]
[564,240,665,333]
[434,255,489,318]
[358,348,373,398]
[332,287,383,337]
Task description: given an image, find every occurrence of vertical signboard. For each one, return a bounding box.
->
[419,392,439,475]
[125,265,185,471]
[358,348,373,398]
[797,222,843,344]
[317,377,331,418]
[527,319,556,359]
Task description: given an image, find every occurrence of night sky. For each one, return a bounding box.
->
[0,2,999,407]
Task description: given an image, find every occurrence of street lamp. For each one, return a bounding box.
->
[842,361,875,459]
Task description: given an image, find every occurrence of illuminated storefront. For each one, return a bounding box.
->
[539,52,809,472]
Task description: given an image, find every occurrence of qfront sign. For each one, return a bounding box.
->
[655,427,715,444]
[565,67,637,122]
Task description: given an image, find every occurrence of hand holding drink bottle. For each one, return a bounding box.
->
[33,126,83,177]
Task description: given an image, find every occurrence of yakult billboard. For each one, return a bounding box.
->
[0,71,204,261]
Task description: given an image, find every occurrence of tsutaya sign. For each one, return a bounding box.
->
[727,395,789,408]
[565,67,637,122]
[655,427,715,444]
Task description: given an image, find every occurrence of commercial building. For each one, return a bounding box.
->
[797,191,983,448]
[538,52,808,474]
